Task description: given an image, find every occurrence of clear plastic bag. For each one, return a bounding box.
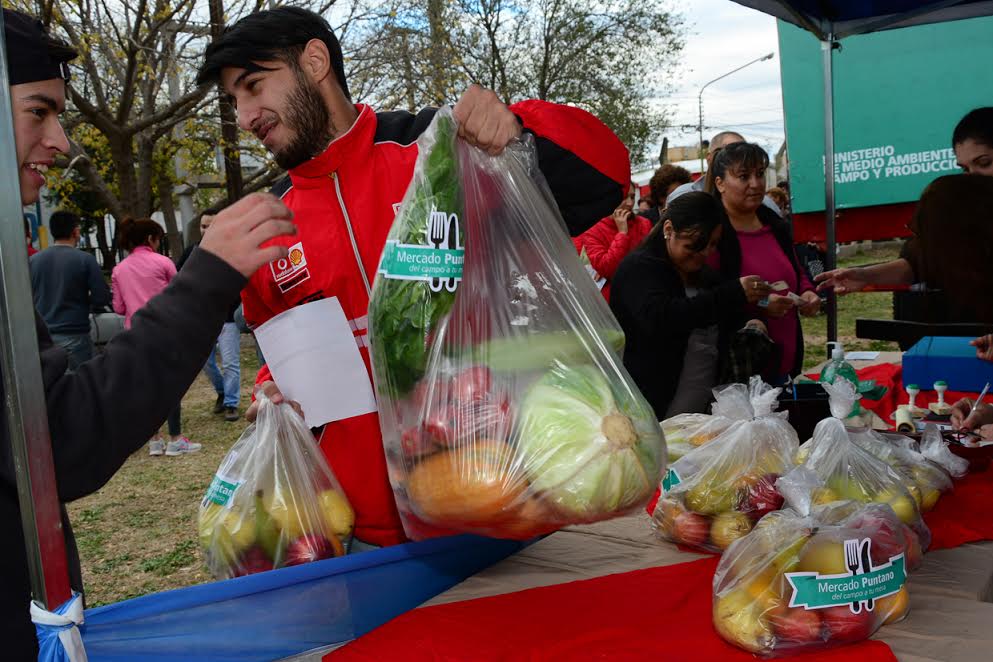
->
[713,493,917,656]
[652,389,798,552]
[661,377,783,461]
[847,427,953,512]
[368,108,666,540]
[919,423,969,479]
[198,393,353,578]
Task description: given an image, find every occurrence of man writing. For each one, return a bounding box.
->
[29,210,110,369]
[197,6,631,550]
[0,9,296,656]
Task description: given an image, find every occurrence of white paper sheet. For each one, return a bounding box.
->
[254,297,378,428]
[845,351,880,361]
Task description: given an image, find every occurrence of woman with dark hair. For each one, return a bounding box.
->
[112,218,201,456]
[610,192,771,418]
[707,143,821,382]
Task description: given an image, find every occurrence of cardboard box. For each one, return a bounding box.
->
[902,336,993,392]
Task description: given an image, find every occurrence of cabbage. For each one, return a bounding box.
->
[516,363,666,519]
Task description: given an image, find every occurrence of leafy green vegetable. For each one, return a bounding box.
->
[516,363,666,519]
[369,112,463,398]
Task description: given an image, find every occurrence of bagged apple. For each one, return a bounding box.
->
[198,392,354,579]
[367,108,665,541]
[846,427,953,512]
[662,377,784,461]
[713,485,917,656]
[652,381,798,552]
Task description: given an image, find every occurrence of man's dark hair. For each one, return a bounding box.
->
[49,210,80,240]
[197,6,349,99]
[648,164,692,206]
[952,107,993,149]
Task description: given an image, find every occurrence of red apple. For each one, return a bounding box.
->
[672,511,710,547]
[849,512,903,567]
[236,546,274,576]
[421,407,455,446]
[821,605,874,642]
[770,606,823,644]
[285,534,336,566]
[901,525,923,570]
[739,473,784,520]
[452,366,492,402]
[400,427,435,459]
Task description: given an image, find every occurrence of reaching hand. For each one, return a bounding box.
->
[739,275,772,305]
[764,293,796,318]
[199,193,296,278]
[798,290,822,317]
[453,84,522,155]
[970,334,993,362]
[814,267,868,295]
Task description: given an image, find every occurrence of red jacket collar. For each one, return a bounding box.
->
[288,104,376,186]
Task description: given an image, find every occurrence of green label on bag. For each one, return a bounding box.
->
[786,540,906,611]
[378,241,464,280]
[661,468,681,495]
[205,474,241,507]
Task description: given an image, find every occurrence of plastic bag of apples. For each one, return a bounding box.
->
[652,385,799,553]
[712,467,923,655]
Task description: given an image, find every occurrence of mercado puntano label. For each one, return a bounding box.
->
[379,209,464,283]
[785,538,906,611]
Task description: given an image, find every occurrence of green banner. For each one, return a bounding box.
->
[778,17,993,213]
[205,474,241,507]
[786,551,906,610]
[378,241,464,281]
[661,468,681,495]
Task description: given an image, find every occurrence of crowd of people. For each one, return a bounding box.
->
[2,3,993,657]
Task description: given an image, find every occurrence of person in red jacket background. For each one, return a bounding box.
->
[198,6,630,550]
[575,184,652,301]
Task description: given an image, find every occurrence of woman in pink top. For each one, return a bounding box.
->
[706,143,821,382]
[112,218,201,457]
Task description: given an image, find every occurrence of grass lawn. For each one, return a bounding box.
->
[68,243,902,606]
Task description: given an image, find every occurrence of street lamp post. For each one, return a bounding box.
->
[698,52,775,174]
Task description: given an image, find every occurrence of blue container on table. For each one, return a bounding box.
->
[902,336,993,391]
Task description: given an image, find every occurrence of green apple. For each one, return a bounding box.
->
[797,537,848,575]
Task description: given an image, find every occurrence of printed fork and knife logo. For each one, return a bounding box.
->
[427,209,461,293]
[844,538,875,613]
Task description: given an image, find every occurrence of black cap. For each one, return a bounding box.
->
[3,9,76,86]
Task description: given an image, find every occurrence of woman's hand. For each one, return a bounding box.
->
[950,397,993,431]
[764,293,795,318]
[739,275,772,304]
[245,380,306,422]
[814,267,868,295]
[970,334,993,362]
[979,424,993,441]
[798,290,822,317]
[612,207,632,234]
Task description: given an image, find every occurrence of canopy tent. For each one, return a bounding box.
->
[731,0,993,342]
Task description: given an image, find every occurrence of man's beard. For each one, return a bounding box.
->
[272,72,334,171]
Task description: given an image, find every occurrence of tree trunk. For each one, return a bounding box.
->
[135,135,155,217]
[426,0,450,104]
[155,167,183,258]
[108,135,140,219]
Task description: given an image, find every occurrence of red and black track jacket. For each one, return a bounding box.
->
[244,101,629,547]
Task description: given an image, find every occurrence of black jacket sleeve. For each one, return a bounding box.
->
[33,248,244,502]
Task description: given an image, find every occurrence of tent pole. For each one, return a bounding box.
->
[822,34,838,346]
[0,15,72,609]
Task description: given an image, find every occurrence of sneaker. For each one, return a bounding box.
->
[149,439,165,456]
[165,437,202,456]
[224,406,240,422]
[213,393,225,414]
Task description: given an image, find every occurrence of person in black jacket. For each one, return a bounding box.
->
[610,192,771,419]
[0,9,297,658]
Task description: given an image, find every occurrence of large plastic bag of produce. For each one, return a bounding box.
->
[367,108,665,541]
[198,393,354,579]
[919,423,969,479]
[662,377,782,461]
[846,426,952,512]
[794,381,931,549]
[652,382,798,552]
[713,468,918,656]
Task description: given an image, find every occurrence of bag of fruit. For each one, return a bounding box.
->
[793,381,931,549]
[652,384,798,553]
[919,422,969,479]
[367,108,665,541]
[662,377,783,461]
[846,426,953,512]
[198,392,354,579]
[713,472,918,656]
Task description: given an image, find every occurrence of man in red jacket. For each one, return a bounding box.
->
[198,6,630,549]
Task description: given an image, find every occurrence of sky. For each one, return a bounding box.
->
[652,0,785,168]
